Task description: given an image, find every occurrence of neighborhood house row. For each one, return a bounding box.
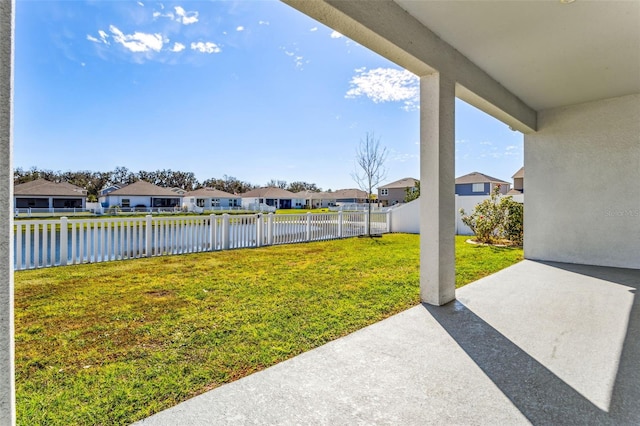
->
[13,169,524,212]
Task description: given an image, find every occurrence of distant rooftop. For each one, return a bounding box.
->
[379,177,418,189]
[14,179,87,197]
[455,172,509,185]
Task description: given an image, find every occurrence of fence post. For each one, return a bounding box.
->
[306,212,312,242]
[267,213,274,245]
[364,211,370,236]
[338,211,343,238]
[145,215,153,257]
[222,214,230,250]
[59,217,68,266]
[209,214,216,251]
[386,210,392,233]
[256,214,263,247]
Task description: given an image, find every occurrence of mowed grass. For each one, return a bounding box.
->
[15,234,522,425]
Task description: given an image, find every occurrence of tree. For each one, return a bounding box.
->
[404,180,420,202]
[287,181,321,193]
[265,179,288,189]
[351,132,388,236]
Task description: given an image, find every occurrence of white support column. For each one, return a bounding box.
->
[0,0,14,422]
[420,73,456,306]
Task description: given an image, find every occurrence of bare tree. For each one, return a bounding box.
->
[351,132,388,236]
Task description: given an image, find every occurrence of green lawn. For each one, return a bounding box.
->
[15,234,522,425]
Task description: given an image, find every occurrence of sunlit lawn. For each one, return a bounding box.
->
[15,234,522,425]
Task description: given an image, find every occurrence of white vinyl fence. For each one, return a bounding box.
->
[14,211,390,270]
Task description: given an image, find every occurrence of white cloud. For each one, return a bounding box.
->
[330,30,343,39]
[170,42,185,52]
[137,1,144,6]
[236,26,244,32]
[346,67,419,111]
[259,20,270,25]
[87,30,109,45]
[174,6,199,25]
[191,41,221,54]
[109,25,164,53]
[310,27,318,32]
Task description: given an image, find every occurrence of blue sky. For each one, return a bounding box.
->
[14,0,523,191]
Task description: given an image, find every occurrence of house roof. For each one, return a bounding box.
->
[241,187,297,199]
[332,188,368,199]
[186,188,240,198]
[512,167,524,179]
[455,172,509,185]
[14,179,87,197]
[379,177,418,190]
[104,180,181,197]
[294,190,326,199]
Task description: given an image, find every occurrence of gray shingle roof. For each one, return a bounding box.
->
[379,177,419,189]
[332,188,368,199]
[106,181,182,197]
[455,172,509,185]
[14,179,87,197]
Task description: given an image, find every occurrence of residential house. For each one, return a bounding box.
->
[378,177,418,206]
[455,172,510,196]
[183,187,241,212]
[332,188,369,204]
[240,187,300,210]
[507,166,524,195]
[99,180,182,211]
[14,179,87,210]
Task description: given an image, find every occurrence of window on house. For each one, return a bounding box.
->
[211,198,220,207]
[196,199,205,207]
[472,183,485,193]
[380,189,388,196]
[121,199,130,207]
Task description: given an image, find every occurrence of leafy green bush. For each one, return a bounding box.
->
[459,185,523,245]
[503,199,523,245]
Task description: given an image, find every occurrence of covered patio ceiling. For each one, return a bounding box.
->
[394,0,640,111]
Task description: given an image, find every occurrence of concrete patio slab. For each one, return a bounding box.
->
[135,260,639,425]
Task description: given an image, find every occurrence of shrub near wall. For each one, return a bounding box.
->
[460,185,523,245]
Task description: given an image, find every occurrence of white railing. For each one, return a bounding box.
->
[328,204,385,212]
[13,211,390,270]
[14,208,93,217]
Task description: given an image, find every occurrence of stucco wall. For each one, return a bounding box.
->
[0,0,14,421]
[524,94,640,269]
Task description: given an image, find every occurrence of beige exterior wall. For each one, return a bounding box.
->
[380,187,410,206]
[525,94,640,269]
[514,177,524,192]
